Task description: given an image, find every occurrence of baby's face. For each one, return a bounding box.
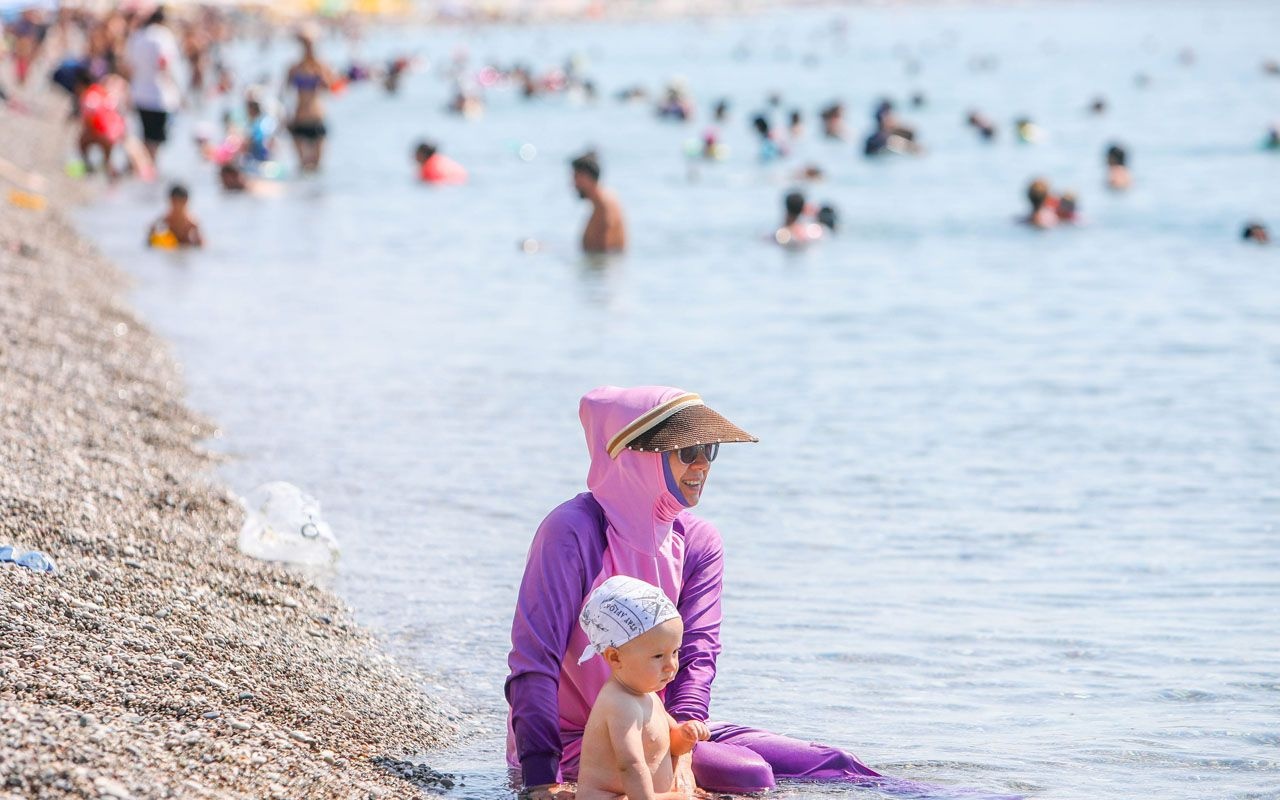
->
[610,618,683,694]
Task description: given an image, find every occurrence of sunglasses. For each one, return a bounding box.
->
[675,442,719,465]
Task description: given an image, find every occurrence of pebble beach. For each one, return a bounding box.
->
[0,95,456,800]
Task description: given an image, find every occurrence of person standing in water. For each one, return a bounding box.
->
[285,25,337,172]
[124,6,182,165]
[571,152,626,254]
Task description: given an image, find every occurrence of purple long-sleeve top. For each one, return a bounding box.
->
[505,492,724,787]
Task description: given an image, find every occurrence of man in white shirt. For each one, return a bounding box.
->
[125,7,182,162]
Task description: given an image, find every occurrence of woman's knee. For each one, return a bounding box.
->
[691,742,776,793]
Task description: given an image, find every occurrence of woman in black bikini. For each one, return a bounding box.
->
[285,27,337,172]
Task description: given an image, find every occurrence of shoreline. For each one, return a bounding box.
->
[0,96,456,798]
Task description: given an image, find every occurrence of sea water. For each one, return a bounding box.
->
[76,2,1280,797]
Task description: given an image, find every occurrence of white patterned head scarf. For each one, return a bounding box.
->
[577,575,681,665]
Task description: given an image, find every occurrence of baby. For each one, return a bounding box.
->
[576,576,710,800]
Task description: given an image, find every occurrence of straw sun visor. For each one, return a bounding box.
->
[607,393,759,457]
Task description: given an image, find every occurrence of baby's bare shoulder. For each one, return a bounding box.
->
[594,684,647,722]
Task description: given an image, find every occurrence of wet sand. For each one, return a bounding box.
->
[0,98,455,798]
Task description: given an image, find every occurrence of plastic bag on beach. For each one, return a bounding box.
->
[238,482,339,566]
[0,546,56,573]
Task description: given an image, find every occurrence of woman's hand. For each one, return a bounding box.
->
[520,783,575,800]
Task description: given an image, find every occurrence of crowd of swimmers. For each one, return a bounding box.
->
[2,4,1275,252]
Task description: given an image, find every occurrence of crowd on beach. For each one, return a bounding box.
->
[3,2,1276,258]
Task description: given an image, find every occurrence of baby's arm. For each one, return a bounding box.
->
[606,698,688,800]
[666,712,710,758]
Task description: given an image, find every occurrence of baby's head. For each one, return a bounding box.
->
[579,576,683,694]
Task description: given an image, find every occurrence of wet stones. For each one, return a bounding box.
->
[371,756,457,791]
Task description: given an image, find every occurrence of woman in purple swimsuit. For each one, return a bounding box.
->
[284,26,336,172]
[506,386,882,799]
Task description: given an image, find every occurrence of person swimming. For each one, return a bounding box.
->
[384,56,411,94]
[820,101,846,140]
[148,183,203,248]
[752,114,787,162]
[817,204,838,233]
[1015,116,1044,143]
[656,80,694,121]
[788,109,803,140]
[967,110,997,141]
[1023,178,1058,229]
[775,190,823,247]
[1106,143,1132,190]
[864,98,920,156]
[219,163,249,193]
[791,164,824,182]
[414,140,468,185]
[1241,221,1270,244]
[1056,192,1079,224]
[694,129,727,161]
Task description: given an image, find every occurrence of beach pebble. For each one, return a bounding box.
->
[2,86,452,800]
[371,756,456,790]
[288,730,314,744]
[93,777,133,799]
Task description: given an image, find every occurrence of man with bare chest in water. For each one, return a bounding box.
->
[571,152,627,255]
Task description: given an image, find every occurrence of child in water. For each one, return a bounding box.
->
[575,576,709,800]
[148,184,203,248]
[414,140,468,185]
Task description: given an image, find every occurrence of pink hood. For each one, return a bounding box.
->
[579,385,690,558]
